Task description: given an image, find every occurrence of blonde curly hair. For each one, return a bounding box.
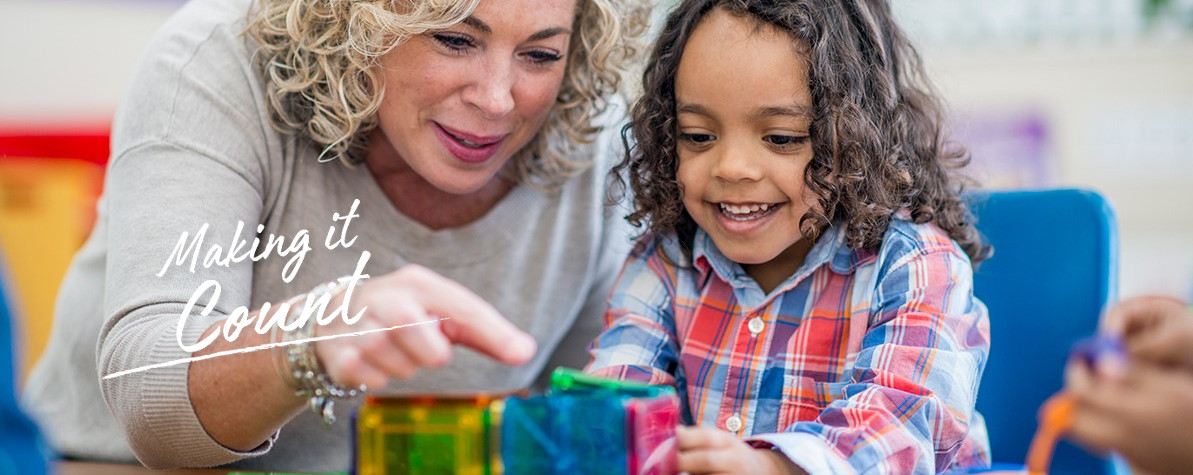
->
[246,0,650,189]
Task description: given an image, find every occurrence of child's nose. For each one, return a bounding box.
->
[711,143,764,182]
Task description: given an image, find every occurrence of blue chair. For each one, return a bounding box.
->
[968,189,1119,475]
[0,252,50,475]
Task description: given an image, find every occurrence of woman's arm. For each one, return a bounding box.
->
[97,135,285,467]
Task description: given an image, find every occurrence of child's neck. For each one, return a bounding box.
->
[742,238,816,295]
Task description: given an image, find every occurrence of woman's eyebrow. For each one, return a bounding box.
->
[461,16,491,33]
[528,27,571,41]
[461,16,571,41]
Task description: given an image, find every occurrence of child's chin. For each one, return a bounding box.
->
[721,249,776,266]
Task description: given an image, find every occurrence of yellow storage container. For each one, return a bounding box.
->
[0,158,102,380]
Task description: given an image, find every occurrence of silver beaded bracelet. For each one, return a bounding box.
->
[271,277,366,427]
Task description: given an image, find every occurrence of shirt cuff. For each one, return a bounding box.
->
[747,432,855,475]
[138,318,277,467]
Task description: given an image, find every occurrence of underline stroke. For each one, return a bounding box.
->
[101,318,450,380]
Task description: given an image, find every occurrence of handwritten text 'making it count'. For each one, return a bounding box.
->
[156,199,371,354]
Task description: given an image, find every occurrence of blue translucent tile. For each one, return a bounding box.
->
[501,394,630,474]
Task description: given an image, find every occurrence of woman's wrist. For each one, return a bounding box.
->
[271,276,366,426]
[188,317,306,451]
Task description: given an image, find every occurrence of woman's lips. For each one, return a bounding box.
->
[433,122,506,164]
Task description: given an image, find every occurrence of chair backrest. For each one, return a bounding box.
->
[969,189,1118,475]
[0,252,49,474]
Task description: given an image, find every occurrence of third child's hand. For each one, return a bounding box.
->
[1104,295,1193,369]
[1066,359,1193,475]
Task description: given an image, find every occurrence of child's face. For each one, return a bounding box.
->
[675,9,818,285]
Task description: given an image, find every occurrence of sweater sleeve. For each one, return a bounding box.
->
[96,1,281,467]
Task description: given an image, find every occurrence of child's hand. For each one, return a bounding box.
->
[1065,357,1193,475]
[1104,295,1193,370]
[675,425,807,475]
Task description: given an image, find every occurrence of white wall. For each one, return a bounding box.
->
[921,40,1193,298]
[0,0,183,125]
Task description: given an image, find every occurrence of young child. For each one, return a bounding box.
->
[586,0,992,473]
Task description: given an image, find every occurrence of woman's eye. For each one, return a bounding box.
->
[764,135,808,147]
[525,50,563,65]
[432,33,475,52]
[679,133,715,144]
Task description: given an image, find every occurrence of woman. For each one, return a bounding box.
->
[22,0,649,471]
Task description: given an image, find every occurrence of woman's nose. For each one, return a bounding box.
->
[461,57,516,120]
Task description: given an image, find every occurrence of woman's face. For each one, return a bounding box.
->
[371,0,576,195]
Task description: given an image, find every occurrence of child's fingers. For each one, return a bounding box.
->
[1068,400,1127,455]
[1064,359,1096,393]
[676,426,749,474]
[1128,318,1193,369]
[676,425,736,450]
[1065,362,1133,453]
[1103,295,1186,337]
[677,447,736,474]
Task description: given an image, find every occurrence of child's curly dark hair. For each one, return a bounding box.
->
[614,0,990,264]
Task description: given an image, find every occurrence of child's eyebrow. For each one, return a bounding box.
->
[676,103,713,118]
[675,103,813,121]
[749,105,813,121]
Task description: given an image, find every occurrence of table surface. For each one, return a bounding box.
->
[58,461,228,474]
[56,461,335,475]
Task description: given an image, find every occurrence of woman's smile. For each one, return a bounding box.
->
[432,121,507,164]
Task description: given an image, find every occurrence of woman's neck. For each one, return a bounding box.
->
[364,147,517,231]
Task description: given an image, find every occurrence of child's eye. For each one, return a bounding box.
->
[763,135,809,148]
[679,133,715,144]
[432,33,475,52]
[524,49,564,66]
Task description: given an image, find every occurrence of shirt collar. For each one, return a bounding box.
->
[692,223,861,294]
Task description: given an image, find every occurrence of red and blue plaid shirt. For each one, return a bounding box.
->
[587,219,991,474]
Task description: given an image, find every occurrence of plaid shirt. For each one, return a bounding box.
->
[586,219,991,474]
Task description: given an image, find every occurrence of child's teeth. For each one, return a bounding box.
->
[718,203,778,218]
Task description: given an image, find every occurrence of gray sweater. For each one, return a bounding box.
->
[21,0,634,471]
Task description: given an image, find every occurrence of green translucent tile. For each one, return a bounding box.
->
[355,396,499,475]
[549,367,676,399]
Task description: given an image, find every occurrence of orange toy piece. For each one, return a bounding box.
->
[1025,393,1076,475]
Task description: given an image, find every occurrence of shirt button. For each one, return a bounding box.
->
[725,415,743,432]
[747,317,765,336]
